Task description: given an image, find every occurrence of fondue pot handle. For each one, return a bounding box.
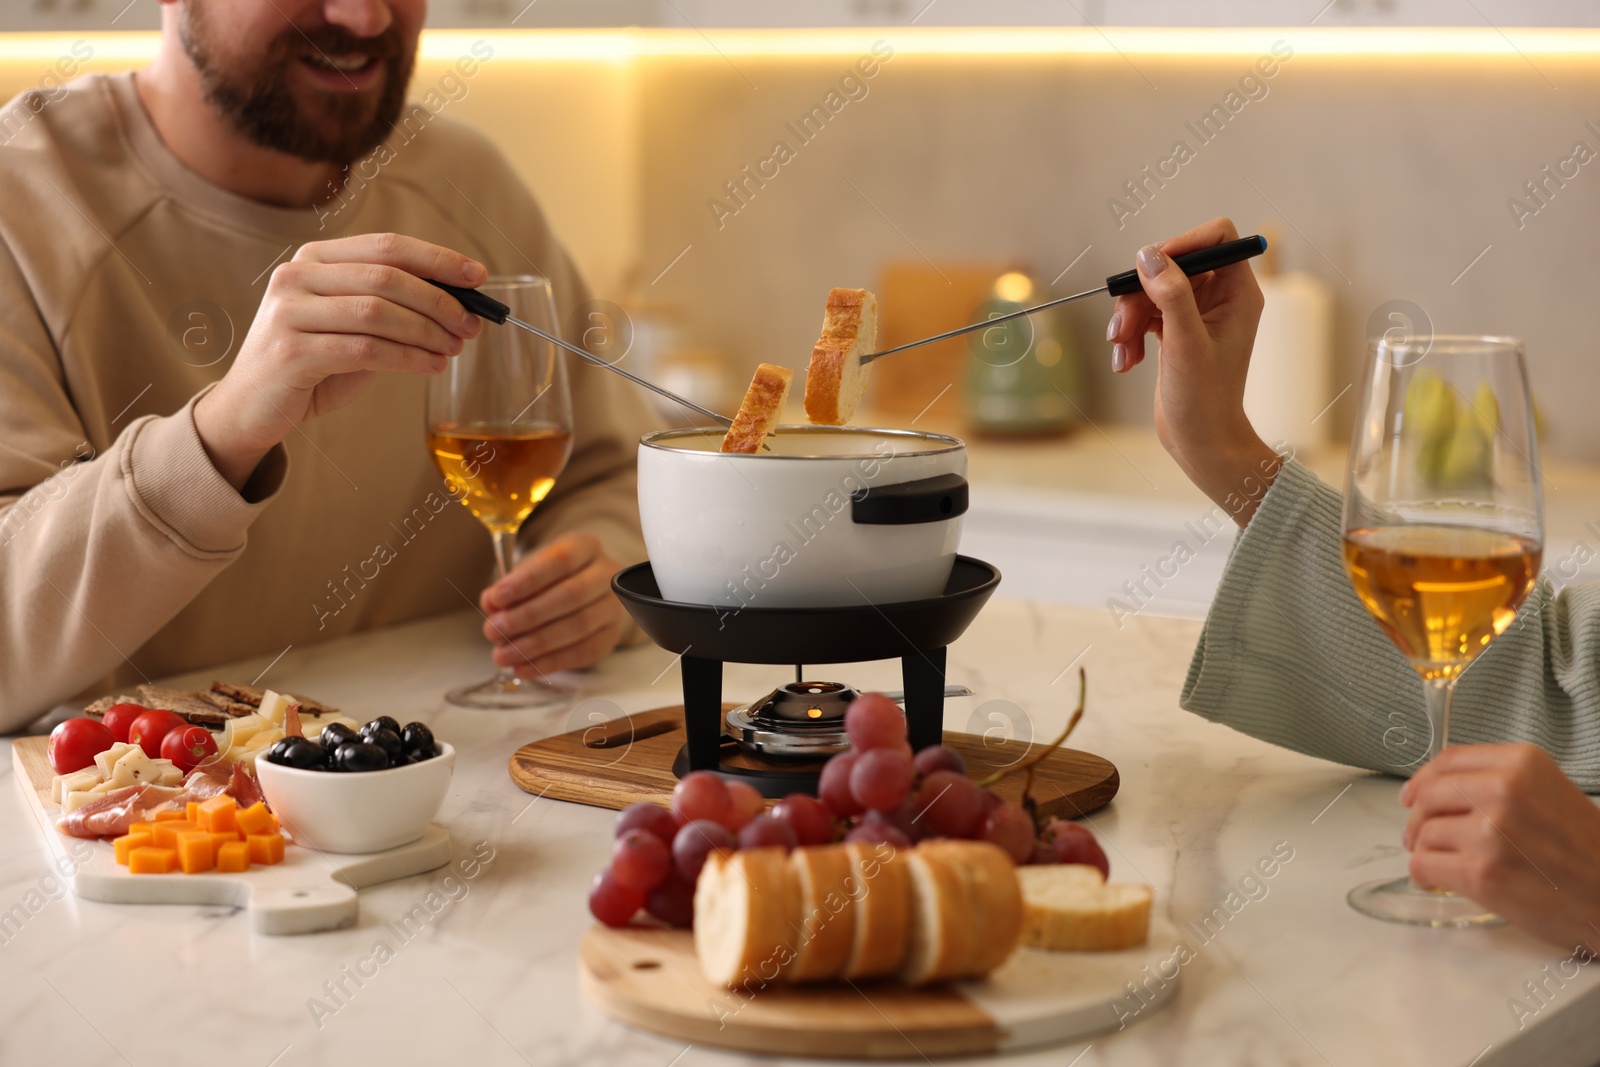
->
[851,473,968,525]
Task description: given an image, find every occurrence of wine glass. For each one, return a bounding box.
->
[426,276,575,709]
[1341,334,1543,926]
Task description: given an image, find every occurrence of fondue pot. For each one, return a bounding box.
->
[637,426,968,609]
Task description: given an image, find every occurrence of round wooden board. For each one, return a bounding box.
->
[579,923,1180,1060]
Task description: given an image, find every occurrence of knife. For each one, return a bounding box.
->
[858,234,1269,364]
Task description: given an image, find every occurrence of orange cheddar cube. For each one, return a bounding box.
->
[236,802,275,836]
[129,821,157,837]
[186,801,201,821]
[210,831,240,852]
[127,846,177,874]
[246,833,285,865]
[113,831,152,865]
[176,832,215,874]
[215,841,251,873]
[152,820,198,850]
[197,795,238,834]
[155,809,188,822]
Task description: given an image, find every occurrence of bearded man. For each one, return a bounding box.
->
[0,0,658,727]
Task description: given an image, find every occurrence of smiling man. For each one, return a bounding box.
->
[0,0,659,726]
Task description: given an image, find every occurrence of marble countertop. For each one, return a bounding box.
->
[4,598,1597,1067]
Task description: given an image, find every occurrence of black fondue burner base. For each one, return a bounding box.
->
[612,556,1000,797]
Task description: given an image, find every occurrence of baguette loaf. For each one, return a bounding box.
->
[694,847,802,987]
[721,362,794,453]
[898,844,978,985]
[804,288,878,426]
[840,840,910,979]
[786,845,858,982]
[1017,864,1152,952]
[920,839,1024,977]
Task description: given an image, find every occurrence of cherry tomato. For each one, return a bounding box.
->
[160,724,217,773]
[100,703,149,744]
[128,709,187,759]
[48,718,115,774]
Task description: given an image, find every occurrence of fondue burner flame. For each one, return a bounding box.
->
[726,680,859,758]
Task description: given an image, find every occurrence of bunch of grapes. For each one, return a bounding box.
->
[589,692,1108,929]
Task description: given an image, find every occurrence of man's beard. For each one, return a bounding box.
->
[180,2,414,166]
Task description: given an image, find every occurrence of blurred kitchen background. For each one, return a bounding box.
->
[7,0,1600,615]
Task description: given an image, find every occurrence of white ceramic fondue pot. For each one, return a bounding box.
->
[637,426,968,610]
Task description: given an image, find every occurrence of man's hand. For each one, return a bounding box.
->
[194,233,487,490]
[1401,743,1600,949]
[479,532,628,677]
[1106,217,1279,526]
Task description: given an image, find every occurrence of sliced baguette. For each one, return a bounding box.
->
[694,847,802,988]
[786,845,858,982]
[898,845,978,986]
[840,840,910,979]
[919,839,1023,978]
[803,288,878,426]
[1017,864,1153,952]
[721,362,794,453]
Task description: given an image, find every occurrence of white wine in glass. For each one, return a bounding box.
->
[427,276,575,709]
[1341,334,1543,926]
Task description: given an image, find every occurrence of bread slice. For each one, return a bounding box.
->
[898,846,978,985]
[693,847,802,988]
[1017,864,1153,952]
[721,363,794,453]
[804,288,878,426]
[135,684,230,726]
[82,694,137,718]
[840,840,910,979]
[786,845,858,982]
[920,840,1023,977]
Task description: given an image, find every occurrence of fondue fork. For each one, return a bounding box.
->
[429,281,735,427]
[858,234,1268,365]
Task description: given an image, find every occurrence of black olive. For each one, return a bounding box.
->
[389,752,415,768]
[400,722,435,756]
[362,716,401,737]
[411,744,435,761]
[265,738,300,766]
[335,740,390,773]
[366,727,403,758]
[320,722,357,747]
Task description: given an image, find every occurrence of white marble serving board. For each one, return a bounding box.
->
[12,740,451,935]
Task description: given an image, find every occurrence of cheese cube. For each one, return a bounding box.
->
[246,833,284,865]
[114,832,152,865]
[215,841,251,873]
[244,728,283,752]
[197,796,238,834]
[176,832,215,874]
[94,742,138,777]
[236,803,275,836]
[63,791,98,813]
[258,690,291,725]
[127,847,177,875]
[154,809,187,822]
[52,767,102,805]
[88,779,125,795]
[152,820,199,849]
[107,747,160,789]
[155,765,184,786]
[210,831,239,852]
[129,822,157,836]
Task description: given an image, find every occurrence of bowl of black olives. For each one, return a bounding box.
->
[256,717,454,853]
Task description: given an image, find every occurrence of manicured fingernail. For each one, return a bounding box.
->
[1105,313,1121,342]
[1137,244,1168,277]
[1112,343,1129,372]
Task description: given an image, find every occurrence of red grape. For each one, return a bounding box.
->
[772,793,835,845]
[588,868,646,927]
[911,769,982,838]
[818,750,864,817]
[850,748,915,811]
[672,771,733,826]
[612,828,672,892]
[645,873,696,929]
[725,781,766,832]
[1030,841,1057,865]
[738,814,798,851]
[1044,819,1110,880]
[844,822,911,849]
[844,692,907,751]
[615,802,680,845]
[672,818,736,881]
[862,797,917,842]
[980,804,1035,863]
[976,788,1004,817]
[912,744,966,778]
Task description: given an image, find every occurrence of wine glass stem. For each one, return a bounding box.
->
[1422,676,1455,763]
[490,528,519,683]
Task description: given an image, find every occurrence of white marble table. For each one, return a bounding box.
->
[3,599,1597,1067]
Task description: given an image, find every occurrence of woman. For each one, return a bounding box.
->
[1110,218,1600,950]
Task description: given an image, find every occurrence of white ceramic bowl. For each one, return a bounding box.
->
[638,426,968,608]
[256,743,455,854]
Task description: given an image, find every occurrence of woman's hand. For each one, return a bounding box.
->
[1401,743,1600,950]
[1106,217,1279,525]
[479,532,628,677]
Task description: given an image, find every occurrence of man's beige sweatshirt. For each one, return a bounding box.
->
[0,73,658,728]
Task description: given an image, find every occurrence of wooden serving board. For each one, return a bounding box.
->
[580,923,1179,1059]
[12,737,451,935]
[509,705,1119,819]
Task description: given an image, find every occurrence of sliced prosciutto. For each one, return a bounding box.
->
[56,757,263,839]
